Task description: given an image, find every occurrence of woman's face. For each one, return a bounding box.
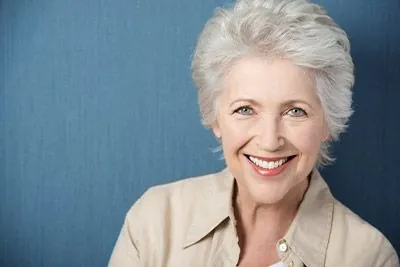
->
[213,57,328,205]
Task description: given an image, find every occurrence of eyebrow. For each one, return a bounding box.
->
[229,98,313,109]
[281,99,313,109]
[229,98,262,108]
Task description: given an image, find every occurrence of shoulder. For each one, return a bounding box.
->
[327,199,399,266]
[331,199,391,248]
[109,170,229,266]
[130,170,223,214]
[124,169,228,240]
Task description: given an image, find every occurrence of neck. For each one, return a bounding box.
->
[233,178,309,246]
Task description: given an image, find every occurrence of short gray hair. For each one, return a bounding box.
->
[191,0,354,166]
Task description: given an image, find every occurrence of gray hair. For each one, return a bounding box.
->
[191,0,354,166]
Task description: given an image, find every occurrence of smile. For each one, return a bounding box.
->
[244,154,297,175]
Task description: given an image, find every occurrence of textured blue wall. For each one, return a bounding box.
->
[1,0,399,266]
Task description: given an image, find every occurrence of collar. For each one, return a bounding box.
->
[283,170,334,267]
[181,168,334,267]
[182,168,235,248]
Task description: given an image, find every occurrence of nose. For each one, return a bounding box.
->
[254,115,284,152]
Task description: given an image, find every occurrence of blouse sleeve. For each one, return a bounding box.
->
[108,215,141,267]
[377,237,399,267]
[380,251,400,267]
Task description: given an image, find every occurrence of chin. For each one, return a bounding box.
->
[240,167,309,207]
[250,185,291,205]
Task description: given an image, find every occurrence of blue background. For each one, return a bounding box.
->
[1,0,399,266]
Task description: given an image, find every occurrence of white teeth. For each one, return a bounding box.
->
[267,161,274,169]
[248,156,288,170]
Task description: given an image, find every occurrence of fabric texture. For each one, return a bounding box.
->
[270,261,285,267]
[108,169,399,267]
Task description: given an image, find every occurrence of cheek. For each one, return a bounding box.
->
[220,118,251,152]
[287,123,324,154]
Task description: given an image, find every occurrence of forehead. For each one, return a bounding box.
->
[221,57,318,103]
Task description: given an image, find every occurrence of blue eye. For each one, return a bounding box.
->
[287,107,307,117]
[234,106,254,116]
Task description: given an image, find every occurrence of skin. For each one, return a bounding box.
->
[212,57,329,266]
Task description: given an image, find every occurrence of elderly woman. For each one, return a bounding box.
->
[109,0,399,266]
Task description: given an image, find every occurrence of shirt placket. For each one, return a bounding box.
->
[277,239,305,267]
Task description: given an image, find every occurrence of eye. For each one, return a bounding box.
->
[286,107,307,117]
[233,106,254,116]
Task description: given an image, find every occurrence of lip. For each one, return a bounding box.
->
[244,154,297,178]
[245,154,295,161]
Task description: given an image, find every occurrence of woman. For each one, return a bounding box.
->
[109,0,399,266]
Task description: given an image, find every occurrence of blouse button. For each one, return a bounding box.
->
[288,260,294,267]
[278,239,288,253]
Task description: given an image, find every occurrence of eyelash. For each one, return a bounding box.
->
[285,107,308,117]
[232,106,307,117]
[233,105,254,116]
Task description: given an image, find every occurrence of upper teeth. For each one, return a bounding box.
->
[249,156,288,169]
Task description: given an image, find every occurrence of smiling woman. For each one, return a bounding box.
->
[212,58,327,207]
[108,0,399,266]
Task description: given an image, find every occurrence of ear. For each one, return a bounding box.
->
[211,122,221,140]
[321,123,330,142]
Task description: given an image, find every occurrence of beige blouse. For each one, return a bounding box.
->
[109,169,399,267]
